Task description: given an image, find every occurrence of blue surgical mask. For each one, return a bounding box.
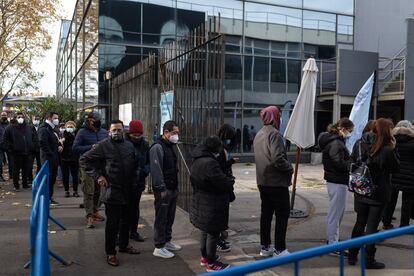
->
[225,139,231,145]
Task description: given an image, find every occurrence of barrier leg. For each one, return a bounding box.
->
[49,250,70,266]
[48,215,66,230]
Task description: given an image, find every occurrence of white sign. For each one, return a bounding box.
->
[119,103,132,127]
[160,91,174,135]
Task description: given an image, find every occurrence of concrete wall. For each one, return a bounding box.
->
[355,0,414,58]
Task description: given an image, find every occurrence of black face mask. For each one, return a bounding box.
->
[1,117,7,122]
[130,136,143,143]
[92,120,101,129]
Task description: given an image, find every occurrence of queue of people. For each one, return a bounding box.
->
[1,107,412,272]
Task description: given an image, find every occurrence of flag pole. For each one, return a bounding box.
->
[290,147,301,210]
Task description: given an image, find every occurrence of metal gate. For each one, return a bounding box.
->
[112,17,225,211]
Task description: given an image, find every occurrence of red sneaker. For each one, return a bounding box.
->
[200,255,220,266]
[206,261,230,272]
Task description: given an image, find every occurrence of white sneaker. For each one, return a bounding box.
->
[165,241,182,251]
[273,249,290,257]
[259,246,275,257]
[153,248,175,259]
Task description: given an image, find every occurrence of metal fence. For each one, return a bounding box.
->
[112,17,225,211]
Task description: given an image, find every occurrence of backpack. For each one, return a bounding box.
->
[348,141,376,196]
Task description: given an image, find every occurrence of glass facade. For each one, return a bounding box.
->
[56,0,354,152]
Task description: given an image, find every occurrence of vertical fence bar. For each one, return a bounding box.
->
[360,246,366,276]
[294,261,299,276]
[340,251,344,276]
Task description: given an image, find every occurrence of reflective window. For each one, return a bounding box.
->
[287,59,301,93]
[337,15,353,43]
[246,0,302,9]
[304,0,354,15]
[271,58,286,94]
[303,11,336,46]
[253,57,269,93]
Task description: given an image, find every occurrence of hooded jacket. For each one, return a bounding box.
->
[189,144,234,232]
[253,125,293,188]
[351,133,400,204]
[391,127,414,192]
[318,132,351,185]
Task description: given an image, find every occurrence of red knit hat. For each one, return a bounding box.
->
[128,120,144,134]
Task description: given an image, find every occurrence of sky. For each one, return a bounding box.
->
[37,0,77,96]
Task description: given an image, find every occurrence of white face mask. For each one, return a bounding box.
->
[59,128,65,133]
[17,118,24,124]
[169,134,179,144]
[66,127,74,133]
[52,119,59,126]
[33,120,40,126]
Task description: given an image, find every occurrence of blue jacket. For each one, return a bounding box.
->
[72,126,108,155]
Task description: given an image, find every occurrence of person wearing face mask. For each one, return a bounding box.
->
[216,124,238,253]
[60,121,80,198]
[254,106,293,258]
[149,120,182,259]
[125,120,150,242]
[80,120,140,266]
[27,115,42,182]
[0,111,10,182]
[73,112,108,228]
[38,112,61,204]
[3,112,38,191]
[318,118,354,253]
[190,135,234,272]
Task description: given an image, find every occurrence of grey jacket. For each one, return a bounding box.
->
[253,125,293,188]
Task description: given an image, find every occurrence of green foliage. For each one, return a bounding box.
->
[24,97,76,122]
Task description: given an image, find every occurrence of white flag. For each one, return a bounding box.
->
[346,73,375,152]
[284,58,319,149]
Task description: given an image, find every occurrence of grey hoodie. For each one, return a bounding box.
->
[253,125,293,188]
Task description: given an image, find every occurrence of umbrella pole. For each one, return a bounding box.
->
[290,147,308,218]
[290,147,301,210]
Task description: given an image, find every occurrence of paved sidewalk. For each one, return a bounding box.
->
[0,163,413,275]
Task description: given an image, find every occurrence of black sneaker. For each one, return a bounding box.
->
[217,242,231,253]
[366,260,385,269]
[383,224,394,230]
[73,192,80,197]
[50,199,59,206]
[130,232,145,242]
[64,191,70,198]
[329,250,349,258]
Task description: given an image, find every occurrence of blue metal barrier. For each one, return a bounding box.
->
[24,161,69,275]
[200,225,414,276]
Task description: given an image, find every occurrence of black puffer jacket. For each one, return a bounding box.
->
[80,138,137,205]
[126,135,150,193]
[3,123,38,155]
[61,131,78,162]
[189,144,235,233]
[318,132,350,185]
[391,127,414,192]
[351,133,400,204]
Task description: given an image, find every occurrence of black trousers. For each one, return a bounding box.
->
[259,186,290,252]
[61,160,79,192]
[48,163,58,199]
[12,155,29,189]
[6,152,13,179]
[382,188,399,226]
[153,189,178,248]
[27,152,41,182]
[129,190,143,234]
[200,231,220,264]
[350,200,384,257]
[401,191,414,227]
[105,203,130,255]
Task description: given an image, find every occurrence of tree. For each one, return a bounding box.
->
[0,0,59,99]
[25,97,77,123]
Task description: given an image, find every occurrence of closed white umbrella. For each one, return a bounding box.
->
[284,58,319,217]
[284,58,319,148]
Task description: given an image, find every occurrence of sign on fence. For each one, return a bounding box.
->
[160,91,174,134]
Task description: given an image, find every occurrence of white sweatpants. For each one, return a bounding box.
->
[326,182,348,244]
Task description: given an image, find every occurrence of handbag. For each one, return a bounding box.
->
[348,141,376,196]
